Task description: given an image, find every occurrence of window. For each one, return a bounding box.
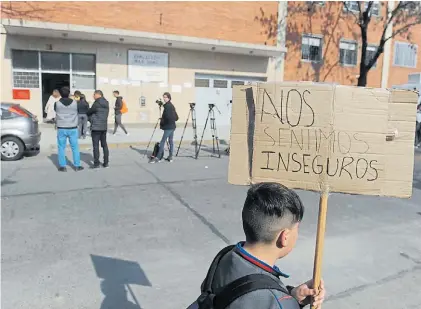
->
[231,81,245,88]
[394,42,417,68]
[301,35,322,62]
[339,41,358,66]
[195,78,210,88]
[1,108,14,120]
[41,52,70,71]
[12,50,39,70]
[72,53,96,90]
[72,74,95,90]
[72,54,95,72]
[365,1,380,16]
[365,45,378,68]
[343,1,359,12]
[213,80,228,88]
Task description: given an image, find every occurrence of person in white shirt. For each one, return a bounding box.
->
[45,89,60,123]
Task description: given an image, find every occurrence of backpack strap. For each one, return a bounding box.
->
[201,245,236,293]
[213,274,290,309]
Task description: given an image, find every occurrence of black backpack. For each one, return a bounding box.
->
[151,142,164,160]
[188,245,290,309]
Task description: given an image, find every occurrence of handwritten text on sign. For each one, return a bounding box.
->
[255,87,379,182]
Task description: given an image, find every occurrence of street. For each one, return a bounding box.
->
[1,148,421,309]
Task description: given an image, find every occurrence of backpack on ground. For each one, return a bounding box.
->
[121,99,128,114]
[151,142,164,160]
[187,245,289,309]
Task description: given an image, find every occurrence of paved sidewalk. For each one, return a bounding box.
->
[39,123,231,153]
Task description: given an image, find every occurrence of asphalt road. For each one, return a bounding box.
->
[1,148,421,309]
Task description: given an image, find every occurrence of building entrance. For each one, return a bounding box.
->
[41,73,70,119]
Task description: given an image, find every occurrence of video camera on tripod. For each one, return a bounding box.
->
[155,99,164,107]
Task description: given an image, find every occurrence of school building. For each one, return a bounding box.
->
[1,1,420,130]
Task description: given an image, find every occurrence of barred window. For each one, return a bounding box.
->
[213,80,228,88]
[231,81,245,88]
[195,79,210,88]
[365,45,378,68]
[13,72,39,88]
[301,35,322,62]
[339,40,358,66]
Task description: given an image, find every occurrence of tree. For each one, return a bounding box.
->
[343,1,421,86]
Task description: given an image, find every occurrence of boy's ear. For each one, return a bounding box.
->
[276,229,290,249]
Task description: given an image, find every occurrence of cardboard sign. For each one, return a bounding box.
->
[228,82,418,198]
[12,89,30,100]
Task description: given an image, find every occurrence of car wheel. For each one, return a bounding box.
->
[1,136,25,161]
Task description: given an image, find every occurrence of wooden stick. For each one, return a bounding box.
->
[310,191,329,309]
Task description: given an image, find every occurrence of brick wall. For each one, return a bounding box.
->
[0,1,278,46]
[283,1,385,87]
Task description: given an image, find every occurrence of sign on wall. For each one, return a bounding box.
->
[228,82,417,198]
[12,89,30,100]
[128,50,168,83]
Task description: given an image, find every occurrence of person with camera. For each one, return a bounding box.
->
[150,92,178,163]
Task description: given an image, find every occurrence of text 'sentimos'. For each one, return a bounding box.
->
[228,82,418,198]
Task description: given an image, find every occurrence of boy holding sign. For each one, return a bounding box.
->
[192,183,325,309]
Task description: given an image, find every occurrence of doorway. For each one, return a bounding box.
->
[41,73,70,118]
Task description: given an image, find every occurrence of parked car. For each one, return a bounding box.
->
[1,103,41,161]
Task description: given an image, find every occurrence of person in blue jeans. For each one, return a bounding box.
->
[150,92,178,163]
[54,86,84,172]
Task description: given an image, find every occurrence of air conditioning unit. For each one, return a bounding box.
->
[408,73,421,84]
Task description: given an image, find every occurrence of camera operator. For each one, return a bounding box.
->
[150,92,178,163]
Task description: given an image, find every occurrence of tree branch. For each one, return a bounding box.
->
[343,1,361,25]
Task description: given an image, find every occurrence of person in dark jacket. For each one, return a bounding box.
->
[150,92,178,163]
[199,183,326,309]
[112,90,129,135]
[54,87,83,172]
[76,92,90,139]
[87,90,110,168]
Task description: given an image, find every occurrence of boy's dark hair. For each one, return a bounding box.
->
[163,92,171,101]
[59,86,70,98]
[94,90,104,97]
[113,90,120,95]
[242,183,304,244]
[74,90,82,97]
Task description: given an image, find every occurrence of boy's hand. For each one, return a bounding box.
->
[291,279,325,307]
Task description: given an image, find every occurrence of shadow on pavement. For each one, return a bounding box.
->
[48,154,72,169]
[196,145,229,158]
[80,152,94,167]
[1,179,17,186]
[130,146,149,157]
[91,254,152,309]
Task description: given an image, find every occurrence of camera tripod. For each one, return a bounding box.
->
[195,104,221,159]
[176,103,198,157]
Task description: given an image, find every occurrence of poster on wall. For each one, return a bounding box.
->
[128,50,168,84]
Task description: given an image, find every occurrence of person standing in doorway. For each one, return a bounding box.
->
[112,90,129,136]
[77,93,90,139]
[87,90,110,168]
[54,86,83,172]
[45,89,60,123]
[150,92,178,163]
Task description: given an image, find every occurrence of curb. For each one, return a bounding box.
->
[46,139,229,152]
